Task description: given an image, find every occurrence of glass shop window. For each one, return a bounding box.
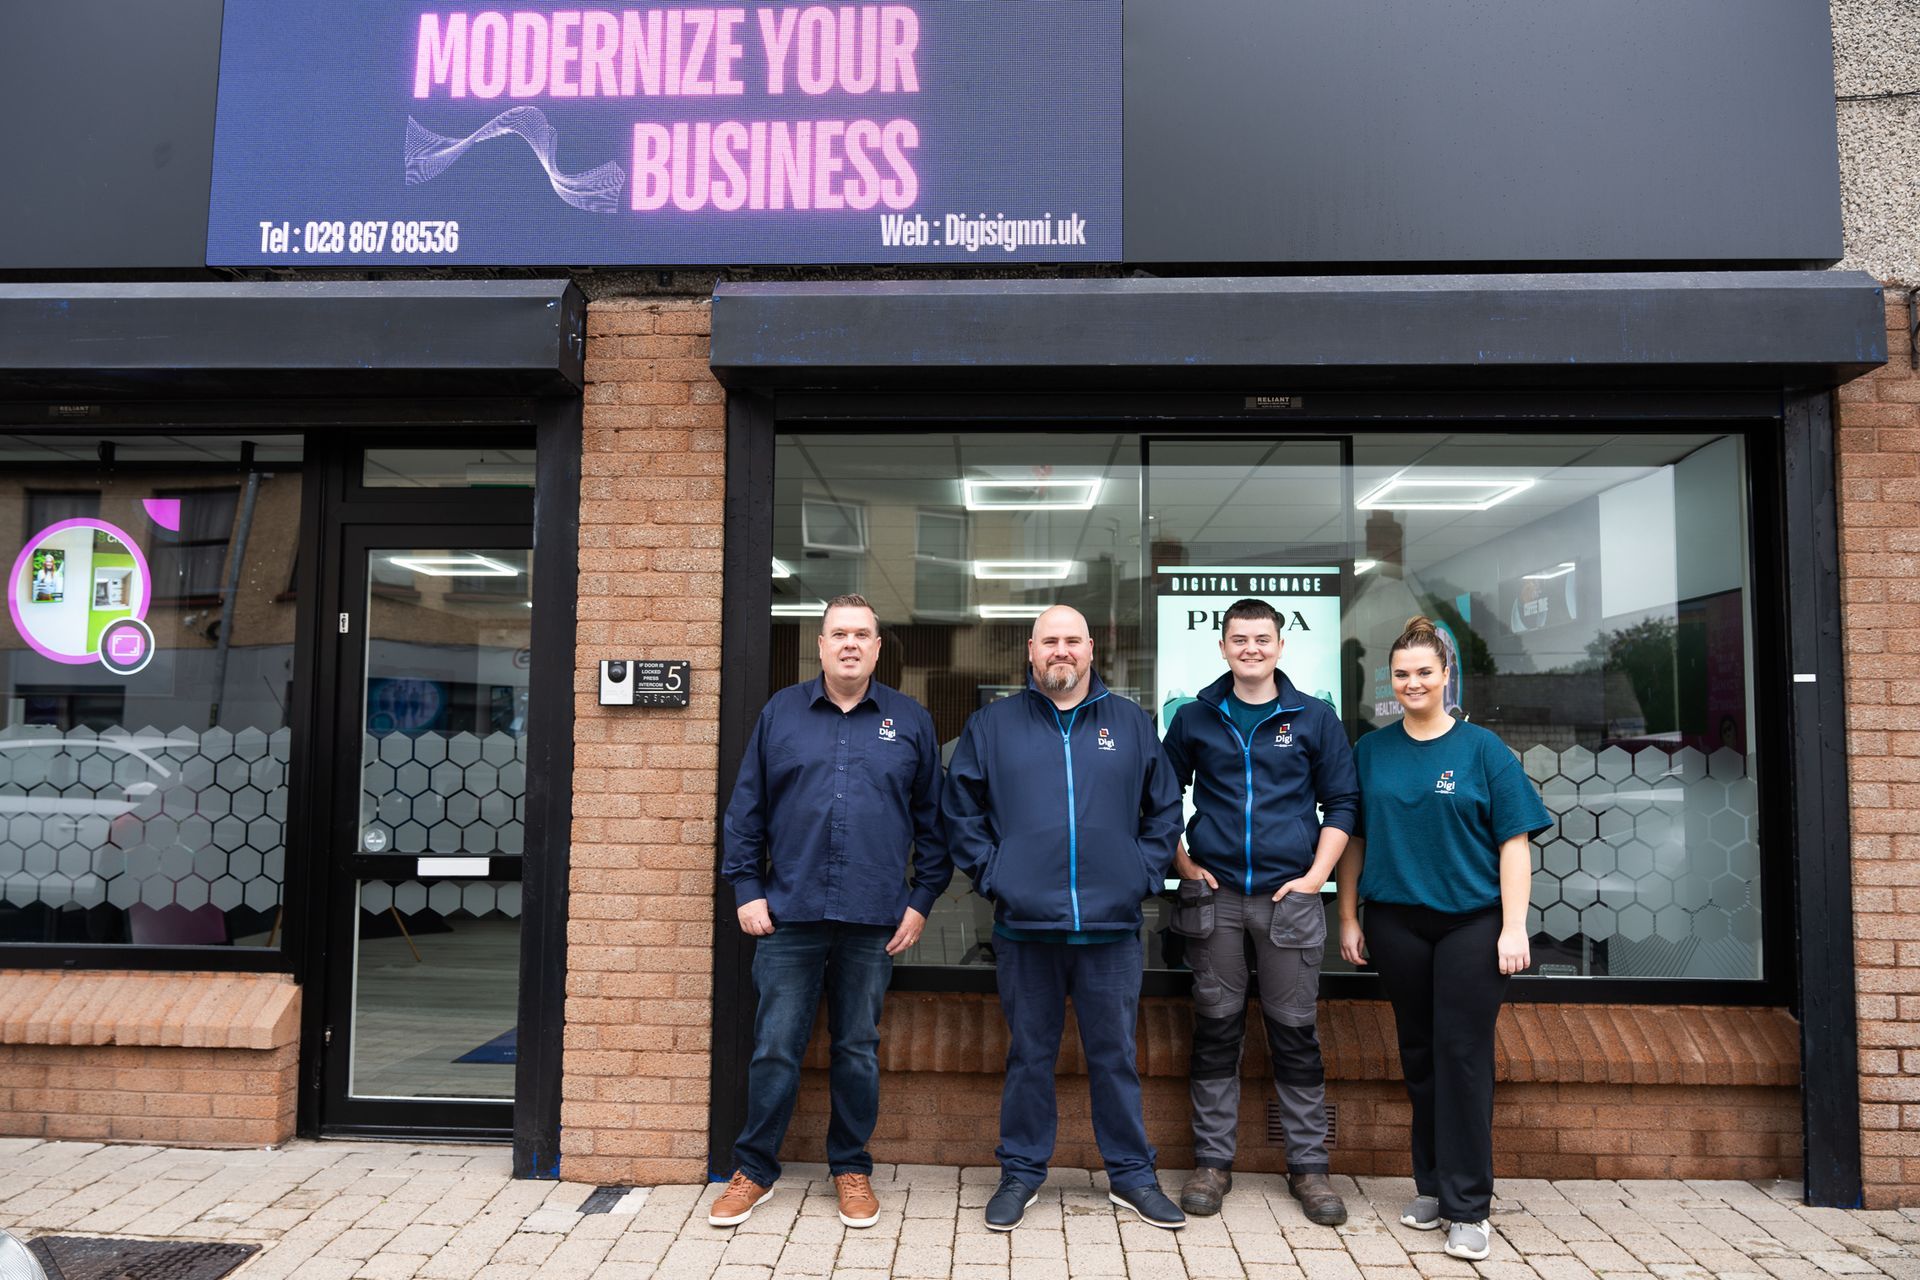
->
[768,431,1763,985]
[1,434,305,949]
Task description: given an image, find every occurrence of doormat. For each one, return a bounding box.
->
[454,1028,516,1063]
[26,1236,258,1280]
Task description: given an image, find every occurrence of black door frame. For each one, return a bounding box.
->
[284,404,580,1174]
[314,518,533,1140]
[711,387,1861,1205]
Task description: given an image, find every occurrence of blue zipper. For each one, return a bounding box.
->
[1214,699,1304,895]
[1050,690,1109,931]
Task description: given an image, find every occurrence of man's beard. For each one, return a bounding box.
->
[1038,662,1081,693]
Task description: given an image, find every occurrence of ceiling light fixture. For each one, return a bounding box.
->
[771,558,793,579]
[387,554,520,577]
[962,478,1103,511]
[973,560,1075,581]
[1355,476,1535,512]
[770,600,827,617]
[1523,561,1577,580]
[1354,560,1378,575]
[977,604,1049,619]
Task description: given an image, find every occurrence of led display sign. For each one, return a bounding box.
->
[207,1,1120,267]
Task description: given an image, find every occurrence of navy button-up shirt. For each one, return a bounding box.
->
[722,675,951,926]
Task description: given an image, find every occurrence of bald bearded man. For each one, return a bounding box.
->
[942,606,1187,1232]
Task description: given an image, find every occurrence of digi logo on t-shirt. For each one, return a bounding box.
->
[1097,727,1117,751]
[1274,723,1293,747]
[878,717,897,741]
[1435,770,1456,794]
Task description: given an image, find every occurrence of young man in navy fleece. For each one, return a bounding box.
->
[1161,598,1359,1224]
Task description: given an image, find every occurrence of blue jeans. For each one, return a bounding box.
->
[995,936,1158,1192]
[731,921,893,1187]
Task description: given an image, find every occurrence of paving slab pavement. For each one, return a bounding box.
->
[1,1139,1916,1280]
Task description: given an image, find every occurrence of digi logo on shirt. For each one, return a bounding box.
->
[1097,727,1116,751]
[1435,769,1456,794]
[878,717,897,742]
[1275,723,1293,747]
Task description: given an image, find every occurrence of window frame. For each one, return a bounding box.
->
[730,405,1797,1010]
[0,433,309,972]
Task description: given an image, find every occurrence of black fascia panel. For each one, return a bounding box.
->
[710,272,1887,394]
[0,281,585,398]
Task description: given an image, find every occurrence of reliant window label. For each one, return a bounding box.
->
[205,1,1121,266]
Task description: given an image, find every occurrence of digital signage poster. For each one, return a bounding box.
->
[1155,567,1344,732]
[206,2,1121,267]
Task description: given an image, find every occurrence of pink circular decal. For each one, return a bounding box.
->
[7,519,153,667]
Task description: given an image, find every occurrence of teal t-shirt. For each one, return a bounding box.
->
[1223,693,1281,744]
[1354,719,1553,914]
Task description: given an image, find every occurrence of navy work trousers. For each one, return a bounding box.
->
[994,935,1158,1193]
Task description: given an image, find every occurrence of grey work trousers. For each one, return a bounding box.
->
[1185,884,1330,1173]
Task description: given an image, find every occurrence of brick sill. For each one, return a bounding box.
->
[0,970,299,1050]
[803,994,1799,1088]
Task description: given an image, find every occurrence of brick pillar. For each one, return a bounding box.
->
[1840,284,1920,1207]
[563,297,726,1184]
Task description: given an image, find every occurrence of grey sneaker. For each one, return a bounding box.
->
[1400,1194,1442,1230]
[1445,1219,1491,1261]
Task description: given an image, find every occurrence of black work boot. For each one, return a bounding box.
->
[1288,1172,1348,1226]
[1180,1166,1232,1216]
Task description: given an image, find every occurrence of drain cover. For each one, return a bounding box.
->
[25,1237,258,1280]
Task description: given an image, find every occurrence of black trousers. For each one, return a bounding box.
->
[1365,901,1508,1222]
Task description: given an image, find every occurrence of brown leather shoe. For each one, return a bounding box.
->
[707,1170,773,1227]
[1180,1166,1233,1216]
[834,1172,881,1228]
[1288,1172,1348,1226]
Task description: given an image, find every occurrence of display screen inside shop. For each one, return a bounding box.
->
[207,2,1120,266]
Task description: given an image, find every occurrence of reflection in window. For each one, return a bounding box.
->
[362,447,534,489]
[148,487,240,604]
[771,431,1762,984]
[0,435,304,948]
[1339,434,1757,981]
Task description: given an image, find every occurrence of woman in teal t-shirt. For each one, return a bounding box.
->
[1334,615,1551,1262]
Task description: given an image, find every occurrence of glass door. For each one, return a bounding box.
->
[318,528,531,1136]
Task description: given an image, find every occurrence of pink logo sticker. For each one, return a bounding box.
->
[142,498,183,532]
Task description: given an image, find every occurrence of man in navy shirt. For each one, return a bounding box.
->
[710,594,950,1231]
[943,605,1188,1233]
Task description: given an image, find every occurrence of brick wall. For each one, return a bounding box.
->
[781,996,1801,1182]
[563,299,726,1185]
[0,970,298,1147]
[1841,284,1920,1208]
[0,1044,296,1145]
[787,1074,1799,1182]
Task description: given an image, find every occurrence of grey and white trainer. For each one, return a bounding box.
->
[1445,1219,1491,1261]
[1400,1195,1442,1230]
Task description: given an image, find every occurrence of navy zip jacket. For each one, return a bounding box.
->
[942,669,1183,934]
[1161,670,1361,896]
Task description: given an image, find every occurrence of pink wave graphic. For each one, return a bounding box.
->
[405,106,626,213]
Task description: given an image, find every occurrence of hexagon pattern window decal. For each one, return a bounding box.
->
[1520,743,1760,980]
[0,724,290,934]
[359,731,527,858]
